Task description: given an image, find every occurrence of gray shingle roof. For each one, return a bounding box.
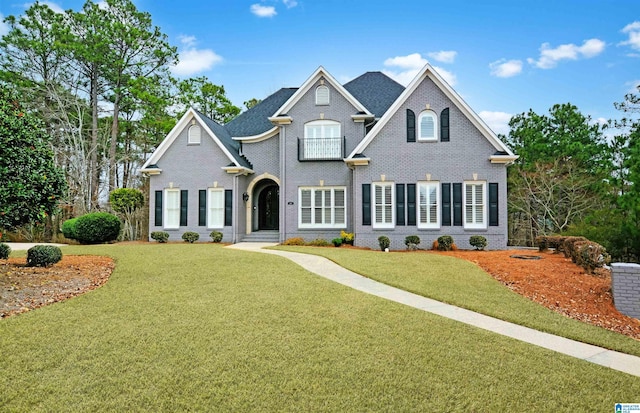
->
[194,108,252,169]
[343,72,404,118]
[225,88,298,137]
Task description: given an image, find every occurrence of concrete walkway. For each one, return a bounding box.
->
[227,242,640,377]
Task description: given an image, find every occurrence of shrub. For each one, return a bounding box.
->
[210,231,223,243]
[75,212,121,244]
[307,238,331,247]
[61,218,79,240]
[404,235,421,251]
[332,238,343,247]
[378,235,390,251]
[182,232,200,243]
[561,236,588,259]
[282,237,305,246]
[150,231,169,243]
[469,235,487,251]
[340,231,354,245]
[0,243,11,259]
[437,235,454,251]
[576,241,610,274]
[26,245,62,267]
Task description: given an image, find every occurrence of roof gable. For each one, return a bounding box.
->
[347,63,517,161]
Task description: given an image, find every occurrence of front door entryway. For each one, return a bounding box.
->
[258,184,279,230]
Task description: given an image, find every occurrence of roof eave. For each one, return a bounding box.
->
[268,116,293,125]
[222,166,254,175]
[232,126,279,143]
[490,155,519,164]
[344,157,371,166]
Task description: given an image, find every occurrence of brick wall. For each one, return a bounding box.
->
[611,263,640,319]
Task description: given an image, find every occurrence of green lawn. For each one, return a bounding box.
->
[276,246,640,357]
[1,244,639,412]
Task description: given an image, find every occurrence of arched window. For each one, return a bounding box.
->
[188,124,201,145]
[418,110,438,141]
[303,120,341,160]
[315,85,330,105]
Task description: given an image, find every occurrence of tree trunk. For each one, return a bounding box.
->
[90,67,100,210]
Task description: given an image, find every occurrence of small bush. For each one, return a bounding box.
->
[182,232,200,243]
[210,231,223,243]
[26,245,62,267]
[469,235,487,251]
[61,218,79,240]
[332,238,343,247]
[150,231,169,243]
[340,231,354,245]
[75,212,121,244]
[307,238,331,247]
[437,235,454,251]
[378,235,390,251]
[282,237,305,246]
[404,235,421,251]
[0,243,11,259]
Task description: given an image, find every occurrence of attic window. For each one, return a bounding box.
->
[418,110,438,141]
[188,125,201,145]
[316,85,330,105]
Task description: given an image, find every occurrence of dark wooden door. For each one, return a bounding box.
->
[258,185,279,230]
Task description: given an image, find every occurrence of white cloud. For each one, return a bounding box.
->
[171,36,223,77]
[627,79,640,94]
[250,4,277,18]
[0,14,9,37]
[382,53,457,86]
[283,0,298,8]
[478,111,512,136]
[620,21,640,51]
[527,38,606,69]
[489,59,523,78]
[427,50,457,64]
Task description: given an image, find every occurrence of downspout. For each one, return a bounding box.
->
[232,171,244,244]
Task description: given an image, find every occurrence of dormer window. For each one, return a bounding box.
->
[418,110,438,141]
[315,85,330,105]
[188,124,201,145]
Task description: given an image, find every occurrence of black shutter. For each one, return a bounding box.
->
[407,184,416,226]
[154,190,163,227]
[489,183,499,226]
[198,190,206,226]
[407,109,416,142]
[180,190,188,226]
[396,184,405,226]
[362,184,371,226]
[224,189,233,227]
[453,183,462,226]
[441,183,451,226]
[440,108,450,142]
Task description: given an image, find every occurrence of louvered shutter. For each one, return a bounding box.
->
[225,190,233,226]
[489,183,499,226]
[180,190,188,226]
[441,183,451,226]
[198,190,206,226]
[362,184,371,226]
[407,184,416,226]
[154,191,163,227]
[407,109,416,142]
[453,183,462,226]
[396,184,405,226]
[440,108,450,142]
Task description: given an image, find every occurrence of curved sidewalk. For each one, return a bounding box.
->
[227,242,640,377]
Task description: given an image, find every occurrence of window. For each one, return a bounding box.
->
[208,188,224,228]
[464,181,486,229]
[418,110,438,141]
[373,182,394,229]
[299,187,346,228]
[418,182,439,228]
[302,120,342,160]
[315,85,330,105]
[164,189,180,229]
[188,125,201,145]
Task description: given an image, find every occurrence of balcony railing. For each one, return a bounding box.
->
[298,137,345,161]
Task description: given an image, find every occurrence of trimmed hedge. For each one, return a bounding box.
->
[75,213,121,244]
[182,232,199,243]
[150,231,169,243]
[535,235,610,273]
[378,236,390,251]
[210,231,223,243]
[27,245,62,267]
[0,243,11,259]
[61,218,79,240]
[437,235,454,251]
[469,235,488,251]
[404,235,421,251]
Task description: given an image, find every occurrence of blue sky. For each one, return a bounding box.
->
[1,0,639,135]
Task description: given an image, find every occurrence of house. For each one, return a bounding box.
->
[141,64,518,249]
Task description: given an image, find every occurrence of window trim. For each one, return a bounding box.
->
[417,181,440,229]
[302,120,342,160]
[164,188,181,230]
[315,85,330,105]
[418,110,438,142]
[207,188,225,229]
[188,124,201,145]
[298,186,347,229]
[463,181,487,229]
[372,182,395,229]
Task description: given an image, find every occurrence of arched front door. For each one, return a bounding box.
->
[258,184,279,230]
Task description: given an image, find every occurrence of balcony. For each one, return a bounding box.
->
[298,137,345,161]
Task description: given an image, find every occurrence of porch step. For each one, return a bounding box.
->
[241,231,280,243]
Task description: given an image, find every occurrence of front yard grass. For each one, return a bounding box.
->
[275,246,640,357]
[1,244,638,412]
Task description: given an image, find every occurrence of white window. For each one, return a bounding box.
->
[188,125,201,144]
[299,187,346,228]
[208,188,224,228]
[418,182,439,228]
[373,182,394,229]
[464,181,486,229]
[418,110,438,141]
[315,85,330,105]
[164,189,180,229]
[303,120,342,160]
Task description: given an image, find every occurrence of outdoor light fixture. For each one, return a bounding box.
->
[243,192,249,203]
